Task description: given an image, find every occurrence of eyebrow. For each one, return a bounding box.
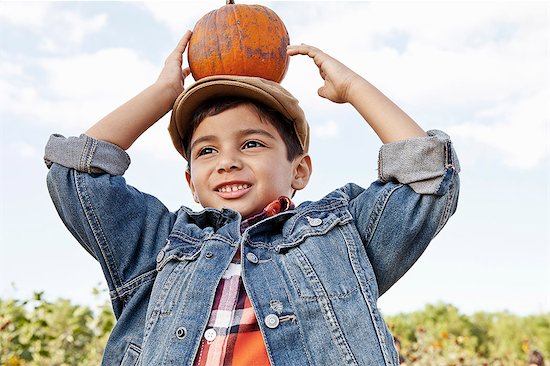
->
[189,128,277,152]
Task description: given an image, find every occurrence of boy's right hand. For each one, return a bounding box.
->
[156,30,193,101]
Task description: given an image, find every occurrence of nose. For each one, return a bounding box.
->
[216,150,242,173]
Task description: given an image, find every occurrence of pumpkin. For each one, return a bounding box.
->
[187,0,290,82]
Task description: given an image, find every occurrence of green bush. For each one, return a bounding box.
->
[0,291,114,366]
[386,303,550,365]
[1,292,548,365]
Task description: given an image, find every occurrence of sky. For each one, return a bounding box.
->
[0,1,548,317]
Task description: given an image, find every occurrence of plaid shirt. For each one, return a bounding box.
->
[193,197,294,366]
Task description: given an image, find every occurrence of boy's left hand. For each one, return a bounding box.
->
[287,44,363,104]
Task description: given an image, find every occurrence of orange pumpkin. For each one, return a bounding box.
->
[187,0,290,82]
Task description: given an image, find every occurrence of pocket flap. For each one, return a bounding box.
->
[156,233,203,271]
[277,209,353,251]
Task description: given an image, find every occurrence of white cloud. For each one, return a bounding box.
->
[0,3,107,53]
[0,49,159,132]
[140,1,274,34]
[9,142,39,159]
[447,89,549,169]
[0,60,23,77]
[312,120,339,139]
[0,2,51,27]
[38,12,107,53]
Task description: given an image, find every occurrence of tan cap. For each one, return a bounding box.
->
[169,75,309,160]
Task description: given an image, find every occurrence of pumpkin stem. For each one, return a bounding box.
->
[226,0,235,4]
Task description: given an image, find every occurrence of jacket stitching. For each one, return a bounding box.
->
[270,260,315,366]
[86,138,97,174]
[74,171,123,291]
[340,225,394,365]
[435,173,458,236]
[365,184,403,246]
[109,269,157,301]
[294,248,358,365]
[79,136,88,172]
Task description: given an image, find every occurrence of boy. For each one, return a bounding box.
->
[45,31,460,365]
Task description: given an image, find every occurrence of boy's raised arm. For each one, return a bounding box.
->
[287,44,427,144]
[85,31,192,150]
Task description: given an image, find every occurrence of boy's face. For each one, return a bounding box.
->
[185,104,311,218]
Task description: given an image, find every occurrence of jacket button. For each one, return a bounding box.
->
[175,326,187,339]
[204,328,217,342]
[205,251,214,259]
[156,250,165,263]
[264,314,280,329]
[246,252,259,264]
[307,217,322,227]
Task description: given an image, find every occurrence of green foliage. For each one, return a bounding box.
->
[1,293,548,365]
[0,290,114,366]
[386,302,550,365]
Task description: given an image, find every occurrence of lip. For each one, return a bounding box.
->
[214,180,253,200]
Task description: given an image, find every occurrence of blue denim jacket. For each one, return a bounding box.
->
[45,130,460,366]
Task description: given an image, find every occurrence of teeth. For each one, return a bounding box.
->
[219,184,249,192]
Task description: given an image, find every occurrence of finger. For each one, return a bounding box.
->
[317,86,327,99]
[182,67,191,79]
[171,30,193,57]
[287,43,321,57]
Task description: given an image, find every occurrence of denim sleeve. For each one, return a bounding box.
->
[44,133,131,175]
[346,130,460,296]
[45,134,176,316]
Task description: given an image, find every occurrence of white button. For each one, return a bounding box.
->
[175,326,186,339]
[246,252,259,264]
[156,250,165,263]
[204,328,217,342]
[307,217,323,227]
[264,314,280,329]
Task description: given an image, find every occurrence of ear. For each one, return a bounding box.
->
[291,154,312,191]
[185,168,200,204]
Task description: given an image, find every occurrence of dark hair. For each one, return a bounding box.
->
[529,350,545,366]
[183,97,303,163]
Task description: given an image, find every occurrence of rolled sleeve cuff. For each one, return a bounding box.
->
[44,134,130,175]
[378,129,460,195]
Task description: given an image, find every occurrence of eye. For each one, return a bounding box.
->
[197,146,217,157]
[243,140,265,149]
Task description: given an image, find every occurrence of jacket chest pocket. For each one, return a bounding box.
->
[280,217,360,301]
[151,238,202,317]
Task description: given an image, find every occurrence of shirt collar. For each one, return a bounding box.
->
[240,196,294,233]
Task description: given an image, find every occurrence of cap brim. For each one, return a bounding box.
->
[169,75,309,160]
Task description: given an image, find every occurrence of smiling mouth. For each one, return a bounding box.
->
[217,183,251,193]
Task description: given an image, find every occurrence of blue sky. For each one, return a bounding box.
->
[0,1,548,316]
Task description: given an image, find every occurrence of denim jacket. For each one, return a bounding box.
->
[45,130,460,366]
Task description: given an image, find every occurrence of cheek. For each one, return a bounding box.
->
[188,166,208,191]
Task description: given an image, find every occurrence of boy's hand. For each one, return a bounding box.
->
[288,43,426,143]
[156,30,193,100]
[287,44,363,104]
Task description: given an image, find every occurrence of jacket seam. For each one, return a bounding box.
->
[339,225,394,365]
[365,184,403,246]
[271,260,315,366]
[435,173,458,236]
[74,170,124,291]
[109,269,157,302]
[294,248,358,365]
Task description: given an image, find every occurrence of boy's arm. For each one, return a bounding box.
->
[85,31,192,150]
[289,44,461,296]
[287,44,426,144]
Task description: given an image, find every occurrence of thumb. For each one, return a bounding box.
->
[317,86,328,99]
[183,67,191,79]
